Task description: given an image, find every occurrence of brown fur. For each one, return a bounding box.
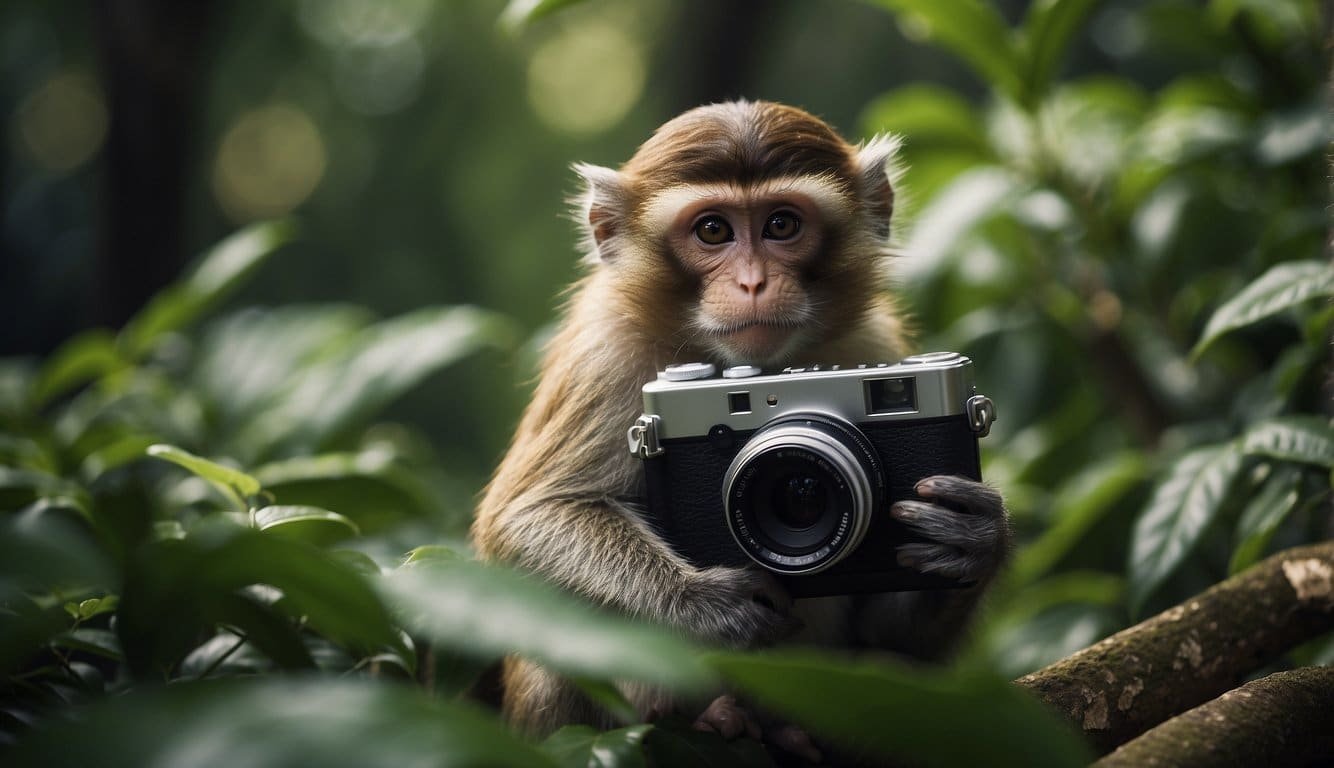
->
[471,101,1001,738]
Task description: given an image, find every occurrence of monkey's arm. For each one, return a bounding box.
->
[856,475,1010,659]
[477,493,794,647]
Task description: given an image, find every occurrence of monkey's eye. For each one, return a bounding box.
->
[763,211,801,240]
[694,215,734,245]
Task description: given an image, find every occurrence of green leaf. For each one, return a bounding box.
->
[1020,0,1100,103]
[254,450,441,533]
[542,724,652,768]
[641,720,774,768]
[859,85,990,154]
[901,166,1019,283]
[402,544,464,565]
[75,595,119,620]
[119,219,296,359]
[1239,415,1334,467]
[5,678,555,768]
[1229,464,1303,574]
[30,329,125,408]
[1008,451,1147,587]
[499,0,587,31]
[379,559,714,692]
[866,0,1024,102]
[711,651,1091,768]
[193,305,373,431]
[1192,260,1334,359]
[569,677,638,725]
[1127,443,1245,614]
[238,306,514,457]
[254,504,360,545]
[0,466,77,514]
[53,627,124,661]
[146,443,260,509]
[117,524,398,676]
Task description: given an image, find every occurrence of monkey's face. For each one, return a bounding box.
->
[574,101,898,368]
[646,178,850,366]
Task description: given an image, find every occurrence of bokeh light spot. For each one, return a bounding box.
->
[297,0,432,48]
[16,72,107,174]
[527,21,645,137]
[212,105,327,222]
[333,38,424,115]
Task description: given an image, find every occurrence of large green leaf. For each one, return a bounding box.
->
[379,559,714,692]
[117,523,398,676]
[254,450,442,533]
[859,85,990,154]
[120,219,296,359]
[542,724,652,768]
[5,678,554,768]
[1007,451,1147,588]
[254,504,360,545]
[1192,260,1334,358]
[192,305,373,429]
[711,651,1091,768]
[866,0,1024,101]
[237,305,514,457]
[1019,0,1100,103]
[1238,415,1334,468]
[29,329,125,408]
[1228,464,1303,574]
[641,720,774,768]
[499,0,586,30]
[900,166,1019,283]
[1126,443,1245,614]
[147,443,261,509]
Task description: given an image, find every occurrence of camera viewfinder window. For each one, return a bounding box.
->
[728,392,752,414]
[865,377,916,414]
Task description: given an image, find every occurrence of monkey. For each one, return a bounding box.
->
[470,100,1009,750]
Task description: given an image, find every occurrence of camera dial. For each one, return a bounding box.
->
[722,414,884,575]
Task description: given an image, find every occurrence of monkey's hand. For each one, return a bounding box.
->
[889,475,1009,583]
[677,565,798,648]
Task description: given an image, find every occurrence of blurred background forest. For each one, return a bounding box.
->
[0,0,1329,765]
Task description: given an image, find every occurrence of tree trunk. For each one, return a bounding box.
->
[95,0,213,329]
[1015,541,1334,754]
[1092,667,1334,767]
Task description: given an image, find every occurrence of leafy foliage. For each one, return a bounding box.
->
[2,0,1328,765]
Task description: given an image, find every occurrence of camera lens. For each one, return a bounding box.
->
[773,475,826,529]
[722,414,883,575]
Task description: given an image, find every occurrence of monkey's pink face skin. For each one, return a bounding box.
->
[648,179,850,366]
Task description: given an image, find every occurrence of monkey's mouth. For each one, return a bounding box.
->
[706,320,806,363]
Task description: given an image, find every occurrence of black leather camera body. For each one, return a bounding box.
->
[626,353,995,598]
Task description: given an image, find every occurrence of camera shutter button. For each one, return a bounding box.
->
[661,362,716,381]
[722,365,762,379]
[901,351,962,365]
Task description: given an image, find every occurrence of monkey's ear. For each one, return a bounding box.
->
[571,162,630,261]
[854,134,901,240]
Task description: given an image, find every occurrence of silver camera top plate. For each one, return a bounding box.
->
[640,352,982,442]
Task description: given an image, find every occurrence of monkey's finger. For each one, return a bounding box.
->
[693,695,762,741]
[914,475,1003,517]
[895,542,985,580]
[765,724,824,764]
[736,567,794,615]
[890,500,1002,552]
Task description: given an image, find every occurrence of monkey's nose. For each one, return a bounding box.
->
[736,263,767,297]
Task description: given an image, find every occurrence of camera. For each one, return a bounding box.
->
[626,352,995,598]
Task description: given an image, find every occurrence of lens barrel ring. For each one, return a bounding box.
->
[722,413,883,575]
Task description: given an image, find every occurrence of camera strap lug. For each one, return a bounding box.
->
[627,414,664,459]
[966,395,996,438]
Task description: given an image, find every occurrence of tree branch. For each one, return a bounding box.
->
[1014,541,1334,753]
[1092,667,1334,767]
